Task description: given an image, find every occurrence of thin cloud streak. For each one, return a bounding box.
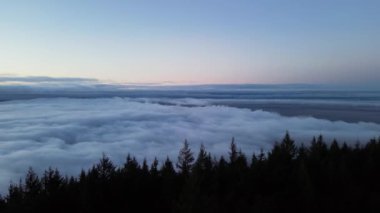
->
[0,76,97,83]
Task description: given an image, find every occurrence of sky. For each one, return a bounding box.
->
[1,0,379,84]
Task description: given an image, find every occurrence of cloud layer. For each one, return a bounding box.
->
[0,97,379,193]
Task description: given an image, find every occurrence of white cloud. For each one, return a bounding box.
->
[0,97,379,193]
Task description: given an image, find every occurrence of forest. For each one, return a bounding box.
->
[0,133,379,213]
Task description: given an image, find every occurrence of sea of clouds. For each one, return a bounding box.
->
[0,97,379,193]
[0,76,379,193]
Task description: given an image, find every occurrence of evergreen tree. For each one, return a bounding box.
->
[142,158,149,175]
[280,131,297,160]
[123,154,140,175]
[6,180,25,211]
[150,157,159,176]
[229,137,238,164]
[42,167,64,196]
[23,167,42,212]
[0,195,5,211]
[176,140,194,176]
[193,144,211,174]
[96,154,115,180]
[236,149,248,170]
[24,167,42,198]
[161,156,176,177]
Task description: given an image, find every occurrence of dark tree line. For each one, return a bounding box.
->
[1,133,380,213]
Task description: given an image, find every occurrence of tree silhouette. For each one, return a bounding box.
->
[193,144,211,174]
[1,134,380,213]
[97,154,115,180]
[229,137,238,164]
[161,156,176,177]
[150,157,159,176]
[177,140,194,177]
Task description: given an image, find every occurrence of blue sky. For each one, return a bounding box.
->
[0,0,379,84]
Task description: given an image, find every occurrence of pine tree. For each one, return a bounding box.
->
[24,167,42,198]
[150,157,159,176]
[235,150,248,171]
[161,156,176,177]
[229,137,238,164]
[269,132,297,164]
[177,140,194,176]
[280,131,297,160]
[123,154,140,175]
[6,180,24,210]
[142,158,149,175]
[193,144,210,174]
[42,167,64,196]
[97,154,115,180]
[24,167,42,212]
